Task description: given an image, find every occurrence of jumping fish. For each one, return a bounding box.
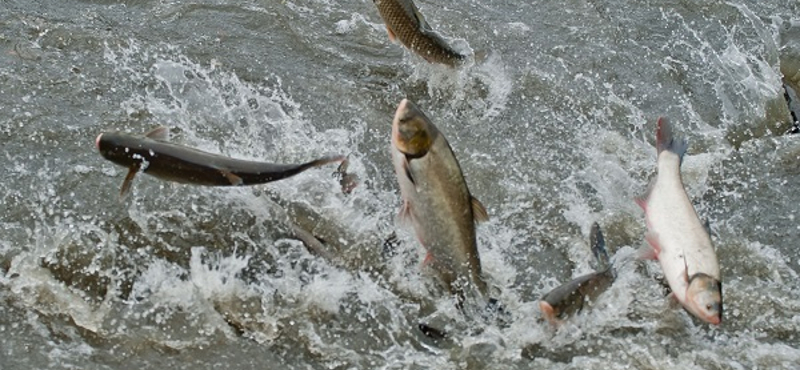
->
[391,98,489,300]
[372,0,467,67]
[96,127,344,196]
[636,118,722,325]
[333,156,359,195]
[539,222,616,325]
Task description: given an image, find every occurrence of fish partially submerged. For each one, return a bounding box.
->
[373,0,467,67]
[391,99,489,300]
[96,127,344,196]
[539,222,616,325]
[636,118,722,325]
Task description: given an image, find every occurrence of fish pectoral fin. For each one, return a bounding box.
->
[422,251,434,265]
[635,178,656,211]
[119,164,141,197]
[634,196,647,211]
[386,25,397,43]
[398,200,413,225]
[637,232,660,260]
[471,196,489,223]
[221,170,244,186]
[645,232,662,255]
[403,161,417,188]
[144,126,169,141]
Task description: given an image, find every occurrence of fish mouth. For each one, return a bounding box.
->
[395,98,412,116]
[95,133,104,149]
[704,314,721,325]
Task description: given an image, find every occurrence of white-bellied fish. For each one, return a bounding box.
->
[96,127,344,196]
[539,222,616,325]
[391,99,489,301]
[372,0,467,67]
[636,118,722,325]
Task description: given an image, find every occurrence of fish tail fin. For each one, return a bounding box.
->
[655,117,688,163]
[590,222,610,270]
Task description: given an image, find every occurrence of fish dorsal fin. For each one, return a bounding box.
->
[144,126,169,141]
[471,196,489,223]
[414,10,431,31]
[119,163,141,198]
[589,222,610,271]
[405,1,430,30]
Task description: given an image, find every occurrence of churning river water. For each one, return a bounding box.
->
[1,0,799,369]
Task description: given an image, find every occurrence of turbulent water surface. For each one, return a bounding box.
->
[1,0,799,369]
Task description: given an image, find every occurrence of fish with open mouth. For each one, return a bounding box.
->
[636,118,722,325]
[372,0,467,67]
[96,127,344,196]
[539,222,616,325]
[390,98,489,302]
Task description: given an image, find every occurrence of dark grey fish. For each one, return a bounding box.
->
[373,0,467,67]
[418,323,447,342]
[96,127,344,195]
[539,222,616,325]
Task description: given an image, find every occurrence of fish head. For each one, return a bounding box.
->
[685,273,722,325]
[96,132,141,167]
[392,99,439,158]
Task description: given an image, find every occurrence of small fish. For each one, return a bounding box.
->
[333,156,359,194]
[372,0,467,67]
[418,323,448,342]
[636,118,722,325]
[96,127,344,196]
[391,98,489,300]
[539,222,616,325]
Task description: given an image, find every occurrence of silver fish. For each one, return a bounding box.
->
[390,99,489,300]
[636,118,722,325]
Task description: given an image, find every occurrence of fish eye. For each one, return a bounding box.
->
[706,304,712,310]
